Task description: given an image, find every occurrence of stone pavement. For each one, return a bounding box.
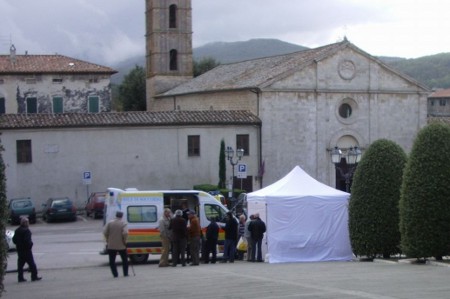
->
[3,258,450,299]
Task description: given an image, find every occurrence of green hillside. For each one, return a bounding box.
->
[112,39,450,89]
[193,38,308,64]
[382,53,450,89]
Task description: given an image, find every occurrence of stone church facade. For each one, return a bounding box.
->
[145,0,429,189]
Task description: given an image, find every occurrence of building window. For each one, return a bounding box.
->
[17,140,32,163]
[88,96,99,113]
[339,103,352,118]
[236,134,250,156]
[53,97,63,113]
[169,4,177,28]
[170,49,178,71]
[188,135,200,156]
[440,99,447,106]
[26,97,37,114]
[52,78,63,84]
[25,78,36,84]
[0,98,5,114]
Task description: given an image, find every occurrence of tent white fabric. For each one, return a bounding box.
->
[247,166,353,263]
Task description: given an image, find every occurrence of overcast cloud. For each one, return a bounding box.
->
[1,0,449,66]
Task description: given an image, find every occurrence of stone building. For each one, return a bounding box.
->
[428,89,450,116]
[0,111,260,207]
[0,45,116,114]
[145,0,430,189]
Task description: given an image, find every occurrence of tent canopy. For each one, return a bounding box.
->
[247,166,353,263]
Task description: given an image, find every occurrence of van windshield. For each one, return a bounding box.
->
[204,203,227,222]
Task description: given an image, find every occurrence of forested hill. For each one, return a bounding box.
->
[380,53,450,89]
[193,39,308,64]
[112,39,450,89]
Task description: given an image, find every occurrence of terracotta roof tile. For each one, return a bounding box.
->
[0,54,116,74]
[429,89,450,98]
[0,111,261,129]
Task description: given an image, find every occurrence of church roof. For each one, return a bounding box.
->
[0,54,116,75]
[0,110,261,130]
[161,40,429,97]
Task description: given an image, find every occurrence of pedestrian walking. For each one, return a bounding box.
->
[248,213,266,262]
[103,211,129,277]
[158,208,172,267]
[13,217,42,282]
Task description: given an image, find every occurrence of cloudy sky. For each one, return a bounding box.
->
[1,0,449,66]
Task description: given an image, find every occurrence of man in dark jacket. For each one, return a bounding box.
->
[203,217,219,264]
[221,212,238,263]
[248,213,266,262]
[170,209,188,266]
[12,217,42,282]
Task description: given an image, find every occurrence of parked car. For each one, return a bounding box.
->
[42,197,77,222]
[8,197,37,225]
[5,229,15,251]
[85,192,106,219]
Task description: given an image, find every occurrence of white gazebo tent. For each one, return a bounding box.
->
[247,166,353,263]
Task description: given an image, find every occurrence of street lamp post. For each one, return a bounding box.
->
[225,146,244,199]
[330,146,362,193]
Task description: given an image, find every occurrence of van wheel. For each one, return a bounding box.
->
[130,254,149,264]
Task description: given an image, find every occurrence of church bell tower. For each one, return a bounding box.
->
[145,0,193,111]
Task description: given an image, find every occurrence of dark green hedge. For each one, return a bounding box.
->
[400,123,450,259]
[349,139,407,258]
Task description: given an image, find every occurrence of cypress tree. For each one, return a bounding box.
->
[349,139,406,258]
[218,140,226,188]
[399,123,450,259]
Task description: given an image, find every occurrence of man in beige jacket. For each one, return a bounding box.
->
[158,208,172,267]
[103,211,129,277]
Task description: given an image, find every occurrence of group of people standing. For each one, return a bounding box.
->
[226,212,266,263]
[160,208,266,266]
[103,206,266,278]
[158,207,203,267]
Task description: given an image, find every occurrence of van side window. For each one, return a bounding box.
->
[204,204,227,222]
[127,205,157,223]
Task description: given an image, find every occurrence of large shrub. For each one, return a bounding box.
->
[349,139,407,258]
[0,144,7,296]
[399,123,450,259]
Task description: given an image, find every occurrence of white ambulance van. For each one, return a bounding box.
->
[103,188,230,263]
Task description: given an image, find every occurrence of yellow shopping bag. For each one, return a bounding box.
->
[237,236,248,251]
